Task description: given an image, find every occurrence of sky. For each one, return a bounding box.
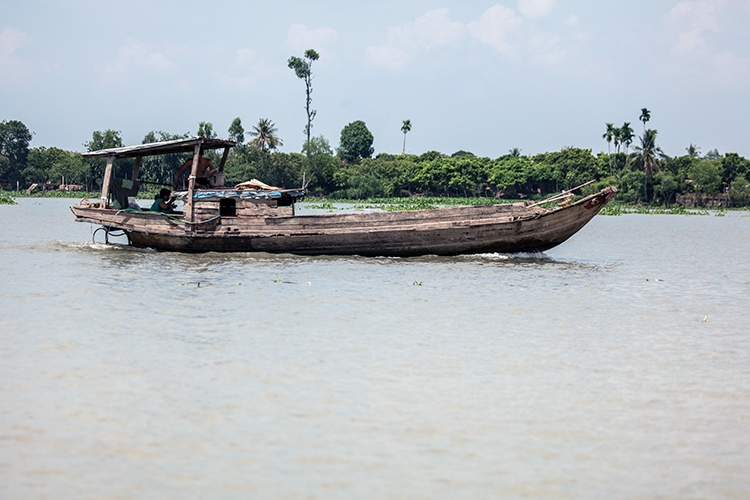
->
[2,0,749,158]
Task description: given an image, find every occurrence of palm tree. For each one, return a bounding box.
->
[632,128,666,202]
[603,123,615,174]
[509,147,522,157]
[620,122,634,154]
[639,108,651,133]
[247,118,283,177]
[248,118,283,152]
[401,119,412,155]
[613,127,622,154]
[686,143,700,158]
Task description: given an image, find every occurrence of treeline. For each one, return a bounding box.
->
[2,119,750,206]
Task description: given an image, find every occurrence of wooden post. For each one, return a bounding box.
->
[185,142,202,226]
[100,154,115,209]
[219,147,230,172]
[132,156,142,181]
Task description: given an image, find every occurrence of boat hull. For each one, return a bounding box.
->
[71,187,616,256]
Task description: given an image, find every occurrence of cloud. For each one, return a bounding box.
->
[286,24,338,53]
[467,4,522,54]
[517,0,556,19]
[400,8,466,47]
[666,0,725,53]
[662,0,750,86]
[366,8,465,69]
[103,38,182,83]
[0,27,32,58]
[0,27,39,86]
[369,4,582,69]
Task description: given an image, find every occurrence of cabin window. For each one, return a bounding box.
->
[220,199,236,217]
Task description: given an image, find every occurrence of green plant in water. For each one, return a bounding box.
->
[306,202,337,211]
[599,204,625,216]
[0,191,17,204]
[599,203,710,216]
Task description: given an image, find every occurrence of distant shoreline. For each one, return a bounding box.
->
[3,191,749,213]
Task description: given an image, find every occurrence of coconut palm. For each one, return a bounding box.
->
[639,108,651,133]
[509,147,522,158]
[247,118,283,178]
[248,118,283,152]
[632,128,666,202]
[686,143,700,158]
[401,119,412,155]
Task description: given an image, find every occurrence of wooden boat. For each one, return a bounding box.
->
[71,137,617,256]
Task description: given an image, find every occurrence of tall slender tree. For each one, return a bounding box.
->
[401,119,412,155]
[613,127,622,154]
[603,123,615,174]
[287,49,320,157]
[228,117,245,146]
[620,122,634,154]
[639,108,651,133]
[602,123,615,173]
[686,143,700,158]
[632,128,665,202]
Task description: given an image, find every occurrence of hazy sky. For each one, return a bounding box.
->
[2,0,749,158]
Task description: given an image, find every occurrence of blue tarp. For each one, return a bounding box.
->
[177,189,306,201]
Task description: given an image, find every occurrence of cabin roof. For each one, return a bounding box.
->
[82,137,236,159]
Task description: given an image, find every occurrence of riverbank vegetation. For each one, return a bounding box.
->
[2,116,749,208]
[0,191,16,204]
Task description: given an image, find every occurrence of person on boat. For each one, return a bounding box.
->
[173,154,216,190]
[150,188,177,213]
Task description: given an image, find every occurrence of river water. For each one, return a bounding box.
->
[1,198,748,499]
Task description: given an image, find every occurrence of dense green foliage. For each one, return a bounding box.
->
[0,120,33,185]
[2,118,750,207]
[337,120,374,164]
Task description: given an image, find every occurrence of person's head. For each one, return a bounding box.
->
[158,188,172,200]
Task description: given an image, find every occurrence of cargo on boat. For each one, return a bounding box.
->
[71,137,617,256]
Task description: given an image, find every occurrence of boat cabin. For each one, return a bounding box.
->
[82,137,305,222]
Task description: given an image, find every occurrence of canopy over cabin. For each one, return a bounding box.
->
[82,137,305,223]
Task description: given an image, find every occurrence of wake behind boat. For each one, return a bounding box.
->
[71,137,616,256]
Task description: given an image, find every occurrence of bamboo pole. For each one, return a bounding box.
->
[219,147,230,172]
[185,142,202,226]
[529,180,596,208]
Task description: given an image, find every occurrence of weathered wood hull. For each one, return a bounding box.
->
[71,187,616,256]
